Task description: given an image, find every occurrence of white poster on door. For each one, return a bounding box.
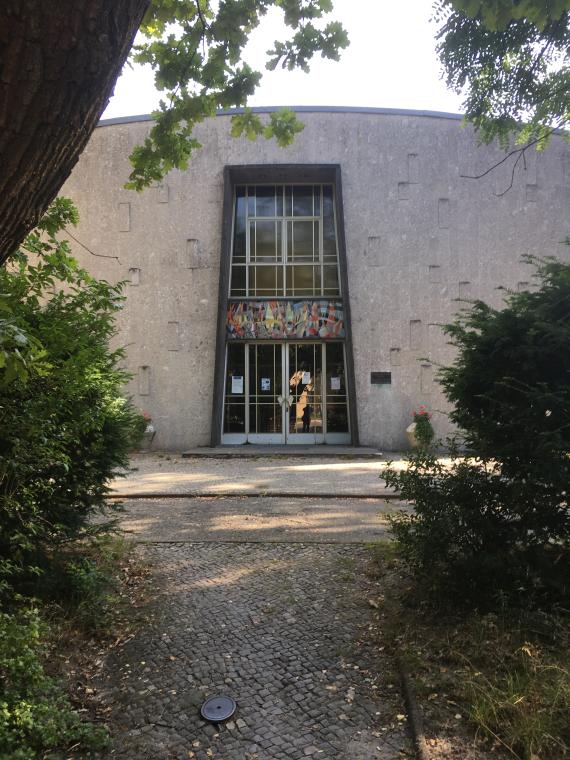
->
[231,376,244,394]
[330,376,341,391]
[302,371,311,385]
[261,377,271,391]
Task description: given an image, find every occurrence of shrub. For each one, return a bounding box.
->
[386,257,570,606]
[0,609,108,759]
[0,199,141,594]
[412,405,435,447]
[386,447,569,606]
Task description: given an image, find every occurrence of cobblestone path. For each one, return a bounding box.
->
[94,541,410,759]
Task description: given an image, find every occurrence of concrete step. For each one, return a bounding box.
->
[181,445,398,460]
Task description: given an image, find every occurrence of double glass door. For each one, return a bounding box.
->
[223,342,350,444]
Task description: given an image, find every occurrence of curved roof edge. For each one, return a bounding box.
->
[98,105,465,128]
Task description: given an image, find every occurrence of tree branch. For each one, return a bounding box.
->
[460,130,556,181]
[495,149,525,197]
[65,228,121,264]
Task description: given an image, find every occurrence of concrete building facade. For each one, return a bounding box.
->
[61,107,570,450]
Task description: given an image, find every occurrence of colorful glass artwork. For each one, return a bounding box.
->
[227,300,345,340]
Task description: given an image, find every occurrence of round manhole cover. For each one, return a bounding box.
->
[200,695,237,723]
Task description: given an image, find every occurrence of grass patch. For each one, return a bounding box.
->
[369,541,570,759]
[1,536,151,760]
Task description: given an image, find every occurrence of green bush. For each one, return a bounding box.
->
[0,609,108,759]
[440,255,570,490]
[386,447,569,606]
[0,198,141,595]
[412,405,435,447]
[386,257,570,606]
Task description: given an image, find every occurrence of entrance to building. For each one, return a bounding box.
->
[222,342,350,444]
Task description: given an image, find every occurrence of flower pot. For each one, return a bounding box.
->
[406,421,419,449]
[140,424,155,451]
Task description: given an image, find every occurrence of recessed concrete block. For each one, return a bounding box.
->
[517,281,530,292]
[428,265,441,283]
[526,184,538,202]
[420,363,433,392]
[562,154,570,186]
[118,202,130,232]
[408,153,419,184]
[128,267,140,286]
[524,150,537,185]
[138,365,150,396]
[398,182,410,200]
[428,323,443,352]
[459,281,472,299]
[366,236,383,267]
[390,348,401,366]
[179,238,202,269]
[167,321,180,351]
[410,320,422,350]
[438,198,451,229]
[156,183,169,203]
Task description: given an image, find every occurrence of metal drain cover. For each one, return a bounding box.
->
[200,695,237,723]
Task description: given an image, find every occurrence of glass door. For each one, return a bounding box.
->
[221,342,351,444]
[247,344,285,444]
[286,344,325,443]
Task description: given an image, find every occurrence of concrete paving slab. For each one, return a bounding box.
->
[111,454,409,498]
[108,496,408,544]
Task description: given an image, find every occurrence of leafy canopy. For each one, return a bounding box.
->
[126,0,348,190]
[437,0,570,148]
[122,1,569,188]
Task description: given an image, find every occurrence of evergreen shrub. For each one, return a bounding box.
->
[386,257,570,606]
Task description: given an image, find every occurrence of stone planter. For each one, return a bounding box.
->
[406,421,419,449]
[140,424,156,451]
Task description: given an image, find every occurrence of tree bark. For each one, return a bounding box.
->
[0,0,149,264]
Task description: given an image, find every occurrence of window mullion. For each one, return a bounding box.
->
[319,185,325,295]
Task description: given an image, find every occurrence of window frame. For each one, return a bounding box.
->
[229,183,342,299]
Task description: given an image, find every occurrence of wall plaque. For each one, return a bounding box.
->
[371,372,391,385]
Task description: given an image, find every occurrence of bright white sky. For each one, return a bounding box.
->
[102,0,464,120]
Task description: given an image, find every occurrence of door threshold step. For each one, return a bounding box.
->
[181,446,396,459]
[108,490,401,500]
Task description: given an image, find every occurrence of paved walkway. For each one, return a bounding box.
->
[111,453,408,498]
[91,455,412,759]
[110,496,403,543]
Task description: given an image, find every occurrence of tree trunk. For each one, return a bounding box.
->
[0,0,149,264]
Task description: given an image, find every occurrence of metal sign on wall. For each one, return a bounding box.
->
[227,300,345,340]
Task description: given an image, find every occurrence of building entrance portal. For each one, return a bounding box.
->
[222,342,350,445]
[212,170,358,446]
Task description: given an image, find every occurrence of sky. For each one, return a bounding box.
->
[102,0,464,120]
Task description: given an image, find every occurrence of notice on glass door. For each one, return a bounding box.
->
[302,371,311,385]
[261,378,271,391]
[330,376,341,391]
[231,376,244,394]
